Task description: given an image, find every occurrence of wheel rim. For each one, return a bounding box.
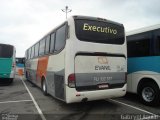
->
[43,81,46,92]
[142,87,155,102]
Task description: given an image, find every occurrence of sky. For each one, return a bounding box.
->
[0,0,160,57]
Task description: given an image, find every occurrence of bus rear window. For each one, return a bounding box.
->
[75,19,124,44]
[0,44,13,58]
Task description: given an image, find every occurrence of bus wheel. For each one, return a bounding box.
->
[139,82,160,106]
[42,78,48,96]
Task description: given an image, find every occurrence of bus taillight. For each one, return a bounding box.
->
[68,73,75,88]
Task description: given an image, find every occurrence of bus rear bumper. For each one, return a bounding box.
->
[66,84,127,103]
[0,72,11,78]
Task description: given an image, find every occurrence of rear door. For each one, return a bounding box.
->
[75,54,126,91]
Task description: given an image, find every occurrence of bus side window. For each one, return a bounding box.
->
[154,29,160,55]
[31,46,35,58]
[45,35,50,54]
[50,33,55,53]
[28,48,31,59]
[35,42,39,57]
[155,36,160,55]
[39,39,46,56]
[55,24,66,52]
[127,39,150,57]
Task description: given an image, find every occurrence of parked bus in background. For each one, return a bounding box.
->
[127,24,160,106]
[0,43,16,84]
[16,57,25,76]
[25,15,127,103]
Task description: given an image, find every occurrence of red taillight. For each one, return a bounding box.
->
[68,74,75,88]
[68,74,75,81]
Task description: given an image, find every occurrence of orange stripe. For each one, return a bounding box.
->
[36,56,49,81]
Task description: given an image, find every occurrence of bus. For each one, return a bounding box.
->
[16,57,25,75]
[25,15,127,103]
[127,24,160,105]
[0,43,16,84]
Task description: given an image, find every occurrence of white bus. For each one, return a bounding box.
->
[25,16,127,103]
[127,24,160,105]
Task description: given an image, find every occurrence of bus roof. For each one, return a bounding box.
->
[26,15,124,51]
[0,43,14,47]
[73,15,123,26]
[126,24,160,36]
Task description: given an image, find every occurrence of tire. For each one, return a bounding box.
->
[138,82,160,106]
[42,79,48,96]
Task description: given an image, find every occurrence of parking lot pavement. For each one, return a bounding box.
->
[22,77,160,120]
[0,76,159,120]
[0,76,42,120]
[114,93,160,115]
[0,77,30,102]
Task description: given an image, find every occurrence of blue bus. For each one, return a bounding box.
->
[127,24,160,106]
[16,57,25,75]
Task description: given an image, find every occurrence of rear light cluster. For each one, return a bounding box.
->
[68,73,75,88]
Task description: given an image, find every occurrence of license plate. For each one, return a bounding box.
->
[98,84,109,89]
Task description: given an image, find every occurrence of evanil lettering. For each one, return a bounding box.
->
[95,65,111,70]
[83,23,117,34]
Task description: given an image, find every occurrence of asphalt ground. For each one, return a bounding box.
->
[0,76,159,120]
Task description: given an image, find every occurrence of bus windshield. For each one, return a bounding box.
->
[0,44,13,58]
[16,58,25,64]
[75,19,124,44]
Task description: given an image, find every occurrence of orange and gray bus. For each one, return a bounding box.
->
[25,15,127,103]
